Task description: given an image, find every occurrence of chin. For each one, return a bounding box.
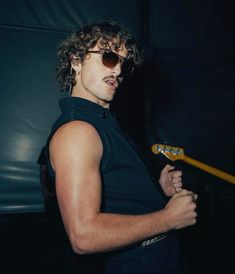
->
[104,92,116,101]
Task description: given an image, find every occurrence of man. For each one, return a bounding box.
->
[45,21,197,274]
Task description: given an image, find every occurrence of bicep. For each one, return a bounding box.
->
[49,121,103,232]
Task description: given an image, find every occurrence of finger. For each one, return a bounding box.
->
[172,170,182,178]
[176,189,193,196]
[175,186,183,193]
[173,182,183,188]
[162,164,175,173]
[172,177,182,184]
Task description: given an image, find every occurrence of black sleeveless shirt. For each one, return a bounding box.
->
[46,97,166,215]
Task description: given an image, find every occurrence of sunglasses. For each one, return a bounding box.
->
[87,49,134,76]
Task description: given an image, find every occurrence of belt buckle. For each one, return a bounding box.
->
[138,233,168,248]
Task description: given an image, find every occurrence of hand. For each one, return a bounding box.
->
[159,164,183,197]
[164,189,198,230]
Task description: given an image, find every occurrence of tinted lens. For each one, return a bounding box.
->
[102,51,119,68]
[102,51,134,76]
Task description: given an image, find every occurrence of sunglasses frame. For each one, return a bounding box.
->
[87,49,133,76]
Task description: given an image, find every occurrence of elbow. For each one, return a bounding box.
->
[69,230,97,255]
[71,240,90,255]
[71,244,88,255]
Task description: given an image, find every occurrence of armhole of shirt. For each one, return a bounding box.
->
[92,126,110,173]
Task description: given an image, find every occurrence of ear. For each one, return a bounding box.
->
[71,57,81,74]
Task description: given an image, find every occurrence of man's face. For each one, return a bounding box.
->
[73,43,128,107]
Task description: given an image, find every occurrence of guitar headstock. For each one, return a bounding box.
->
[151,144,185,161]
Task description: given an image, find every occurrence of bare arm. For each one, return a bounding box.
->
[49,121,197,254]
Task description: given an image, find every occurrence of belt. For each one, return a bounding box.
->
[137,233,168,248]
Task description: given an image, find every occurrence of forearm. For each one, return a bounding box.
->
[68,209,170,254]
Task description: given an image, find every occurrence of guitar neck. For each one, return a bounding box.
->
[183,156,235,185]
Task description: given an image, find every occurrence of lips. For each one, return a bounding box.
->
[104,77,118,88]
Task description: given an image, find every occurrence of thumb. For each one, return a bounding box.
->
[162,164,175,173]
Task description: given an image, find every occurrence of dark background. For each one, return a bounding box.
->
[0,0,235,273]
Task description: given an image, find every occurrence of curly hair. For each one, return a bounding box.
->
[56,21,143,92]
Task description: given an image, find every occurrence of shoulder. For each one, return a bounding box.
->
[49,120,103,168]
[51,120,101,145]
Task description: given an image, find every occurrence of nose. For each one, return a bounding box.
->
[111,63,122,77]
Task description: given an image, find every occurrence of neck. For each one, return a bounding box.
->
[71,87,110,109]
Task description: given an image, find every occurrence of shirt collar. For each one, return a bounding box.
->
[59,96,111,118]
